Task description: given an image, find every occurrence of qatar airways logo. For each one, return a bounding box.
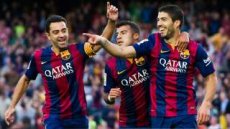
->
[44,62,74,79]
[121,69,149,87]
[159,58,188,73]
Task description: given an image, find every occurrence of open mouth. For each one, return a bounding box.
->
[117,41,123,45]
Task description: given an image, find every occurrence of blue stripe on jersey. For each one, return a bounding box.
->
[104,65,116,93]
[42,48,61,115]
[116,58,137,126]
[176,54,190,115]
[25,54,38,80]
[195,45,215,77]
[133,34,156,57]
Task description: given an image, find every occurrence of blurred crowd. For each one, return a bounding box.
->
[0,0,229,129]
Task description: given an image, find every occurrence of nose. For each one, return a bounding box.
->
[116,33,121,40]
[157,21,162,28]
[58,32,65,37]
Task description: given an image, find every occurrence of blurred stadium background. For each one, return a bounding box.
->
[0,0,229,129]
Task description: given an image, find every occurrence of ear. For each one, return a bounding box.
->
[133,33,139,40]
[174,20,181,28]
[46,32,51,40]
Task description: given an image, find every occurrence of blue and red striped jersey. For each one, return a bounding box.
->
[25,43,88,120]
[104,57,150,127]
[133,33,215,117]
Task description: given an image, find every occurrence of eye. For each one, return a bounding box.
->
[62,28,67,33]
[121,30,127,35]
[52,30,59,34]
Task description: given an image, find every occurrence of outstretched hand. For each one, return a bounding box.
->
[106,2,118,21]
[83,33,106,45]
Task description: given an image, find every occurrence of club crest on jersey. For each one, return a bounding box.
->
[60,50,71,60]
[180,49,190,59]
[135,57,146,66]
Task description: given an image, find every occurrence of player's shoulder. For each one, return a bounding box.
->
[33,48,44,57]
[32,46,52,58]
[187,40,200,53]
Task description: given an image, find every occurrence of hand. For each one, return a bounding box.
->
[108,88,121,101]
[176,32,189,52]
[5,107,15,125]
[83,33,107,45]
[197,101,211,125]
[106,2,118,21]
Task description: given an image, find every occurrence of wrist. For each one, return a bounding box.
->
[108,95,115,102]
[100,38,108,46]
[108,19,116,24]
[201,100,212,108]
[9,104,16,109]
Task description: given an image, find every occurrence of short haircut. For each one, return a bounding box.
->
[45,15,67,33]
[116,21,140,34]
[159,4,184,28]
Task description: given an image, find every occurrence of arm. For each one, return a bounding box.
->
[84,2,118,55]
[198,73,217,124]
[84,34,137,58]
[5,74,31,125]
[195,45,217,124]
[89,20,116,53]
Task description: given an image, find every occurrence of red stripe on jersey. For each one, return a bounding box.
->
[150,34,161,116]
[50,53,72,119]
[69,45,87,115]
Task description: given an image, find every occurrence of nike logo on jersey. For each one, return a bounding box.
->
[117,69,126,75]
[160,50,170,53]
[41,61,47,64]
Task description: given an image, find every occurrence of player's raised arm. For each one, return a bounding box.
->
[101,2,118,39]
[84,33,137,58]
[84,2,118,56]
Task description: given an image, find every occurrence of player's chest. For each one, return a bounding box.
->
[151,49,194,73]
[115,59,150,87]
[39,54,82,79]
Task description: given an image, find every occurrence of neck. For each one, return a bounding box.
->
[51,46,60,55]
[164,30,181,49]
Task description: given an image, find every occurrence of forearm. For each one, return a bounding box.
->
[202,73,217,106]
[9,75,30,108]
[100,38,136,58]
[93,20,116,53]
[101,20,116,40]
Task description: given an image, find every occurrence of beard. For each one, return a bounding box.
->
[163,28,175,40]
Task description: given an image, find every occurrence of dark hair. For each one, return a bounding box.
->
[116,21,140,34]
[159,4,184,28]
[45,15,67,33]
